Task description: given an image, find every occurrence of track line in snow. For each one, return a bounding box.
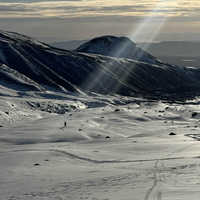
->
[144,160,159,200]
[162,144,195,159]
[143,143,197,200]
[0,148,190,164]
[2,171,142,200]
[157,191,162,200]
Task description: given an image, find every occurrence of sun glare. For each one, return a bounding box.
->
[129,0,181,48]
[82,0,183,95]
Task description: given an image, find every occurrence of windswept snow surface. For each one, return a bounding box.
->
[1,90,200,199]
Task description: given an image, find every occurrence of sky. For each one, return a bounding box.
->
[0,0,200,43]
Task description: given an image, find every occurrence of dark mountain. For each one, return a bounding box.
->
[0,63,44,91]
[75,36,161,65]
[1,30,200,100]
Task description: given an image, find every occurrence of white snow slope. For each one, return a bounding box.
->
[1,87,200,200]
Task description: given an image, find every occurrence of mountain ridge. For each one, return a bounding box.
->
[75,35,161,65]
[1,30,200,100]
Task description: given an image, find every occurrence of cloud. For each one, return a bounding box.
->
[0,5,32,12]
[1,0,81,2]
[1,0,200,42]
[0,0,199,22]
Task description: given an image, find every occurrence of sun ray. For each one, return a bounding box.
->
[80,0,183,96]
[128,0,182,50]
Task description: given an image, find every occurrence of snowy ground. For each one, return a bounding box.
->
[1,89,200,200]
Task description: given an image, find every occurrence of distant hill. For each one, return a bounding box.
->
[75,36,161,65]
[49,40,200,57]
[49,39,89,50]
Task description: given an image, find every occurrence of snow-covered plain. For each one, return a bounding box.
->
[1,87,200,200]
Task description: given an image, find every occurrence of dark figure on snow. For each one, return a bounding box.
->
[64,121,67,127]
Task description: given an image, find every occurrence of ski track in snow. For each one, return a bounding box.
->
[2,172,144,200]
[0,148,192,164]
[144,143,198,200]
[2,145,200,200]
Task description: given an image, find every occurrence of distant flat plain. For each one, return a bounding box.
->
[156,55,200,67]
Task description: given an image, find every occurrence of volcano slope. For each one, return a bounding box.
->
[1,30,200,100]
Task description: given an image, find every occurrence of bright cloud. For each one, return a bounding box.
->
[0,0,200,21]
[0,0,200,42]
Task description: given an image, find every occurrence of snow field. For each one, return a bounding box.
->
[1,93,200,199]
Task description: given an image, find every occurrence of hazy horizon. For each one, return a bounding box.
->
[36,32,200,44]
[1,0,200,43]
